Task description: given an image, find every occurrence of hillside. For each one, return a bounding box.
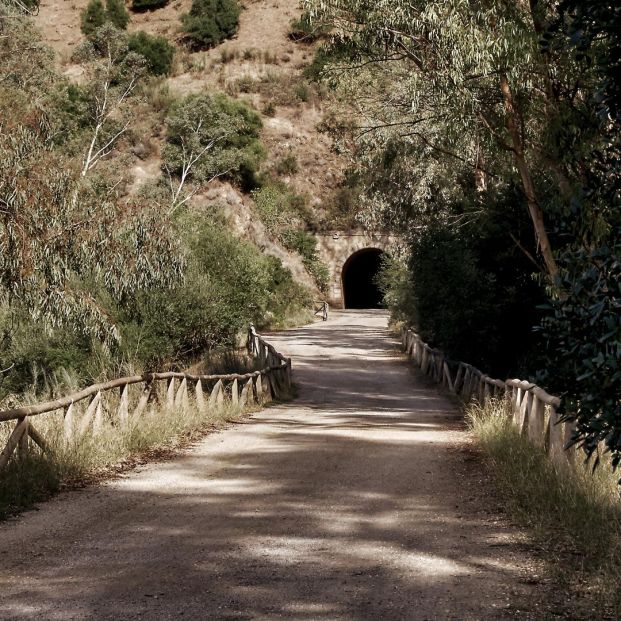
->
[34,0,348,290]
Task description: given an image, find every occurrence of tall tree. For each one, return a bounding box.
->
[305,0,603,280]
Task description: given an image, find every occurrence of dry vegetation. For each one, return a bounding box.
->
[466,399,621,618]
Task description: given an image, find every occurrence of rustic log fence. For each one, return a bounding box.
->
[401,327,575,466]
[314,301,329,322]
[0,325,291,470]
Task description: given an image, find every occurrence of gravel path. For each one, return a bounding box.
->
[0,310,549,620]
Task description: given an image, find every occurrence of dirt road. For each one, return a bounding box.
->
[0,311,549,620]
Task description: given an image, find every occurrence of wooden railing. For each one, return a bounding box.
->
[314,300,329,321]
[401,327,575,465]
[0,325,292,469]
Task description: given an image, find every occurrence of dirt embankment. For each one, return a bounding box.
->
[34,0,347,290]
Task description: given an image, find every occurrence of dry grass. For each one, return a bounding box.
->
[466,398,621,617]
[0,380,261,519]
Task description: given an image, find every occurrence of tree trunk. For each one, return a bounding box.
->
[500,73,559,280]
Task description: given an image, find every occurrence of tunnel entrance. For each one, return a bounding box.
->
[342,248,385,309]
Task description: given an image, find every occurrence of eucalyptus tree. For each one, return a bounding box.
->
[305,0,601,280]
[0,109,184,342]
[0,14,183,341]
[163,92,264,210]
[74,24,147,177]
[306,0,621,467]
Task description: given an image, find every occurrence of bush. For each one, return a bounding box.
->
[275,151,298,176]
[181,0,241,50]
[378,188,546,377]
[163,92,265,190]
[81,0,129,37]
[252,185,327,291]
[121,213,311,366]
[132,0,168,11]
[105,0,130,29]
[80,0,106,37]
[128,31,174,75]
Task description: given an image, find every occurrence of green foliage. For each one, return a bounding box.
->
[163,92,265,191]
[81,0,129,37]
[537,242,621,466]
[275,151,298,176]
[132,0,168,11]
[181,0,241,50]
[0,316,103,398]
[105,0,130,29]
[378,189,545,376]
[306,0,621,467]
[252,183,328,291]
[128,31,174,75]
[80,0,106,37]
[0,113,182,342]
[0,5,54,94]
[0,17,181,342]
[121,213,311,367]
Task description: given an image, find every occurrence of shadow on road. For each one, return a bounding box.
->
[0,311,548,620]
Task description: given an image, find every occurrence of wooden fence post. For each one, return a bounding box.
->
[174,378,189,412]
[231,379,239,407]
[240,379,253,407]
[18,416,29,459]
[195,380,206,413]
[528,395,545,446]
[78,391,102,438]
[0,417,29,468]
[64,402,75,442]
[209,380,224,410]
[166,378,176,410]
[118,384,129,427]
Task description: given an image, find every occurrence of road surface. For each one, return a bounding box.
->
[0,311,549,620]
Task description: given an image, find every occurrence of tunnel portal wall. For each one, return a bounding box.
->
[315,231,399,309]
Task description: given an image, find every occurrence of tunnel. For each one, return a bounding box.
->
[342,248,385,309]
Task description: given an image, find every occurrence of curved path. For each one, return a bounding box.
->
[0,311,548,620]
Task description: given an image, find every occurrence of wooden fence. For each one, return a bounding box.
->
[0,325,291,469]
[401,327,576,466]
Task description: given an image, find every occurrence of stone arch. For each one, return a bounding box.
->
[315,230,399,308]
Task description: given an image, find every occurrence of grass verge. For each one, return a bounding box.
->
[0,389,260,520]
[466,398,621,617]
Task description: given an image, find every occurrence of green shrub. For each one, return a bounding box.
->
[80,0,106,37]
[275,152,298,176]
[128,31,174,75]
[80,0,129,37]
[252,185,326,291]
[121,214,311,366]
[132,0,168,11]
[281,229,329,292]
[163,92,265,190]
[105,0,130,29]
[181,0,241,50]
[281,228,315,258]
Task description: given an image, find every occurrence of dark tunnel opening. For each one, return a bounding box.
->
[342,248,385,309]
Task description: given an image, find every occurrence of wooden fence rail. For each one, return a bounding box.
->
[0,325,292,470]
[401,327,575,466]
